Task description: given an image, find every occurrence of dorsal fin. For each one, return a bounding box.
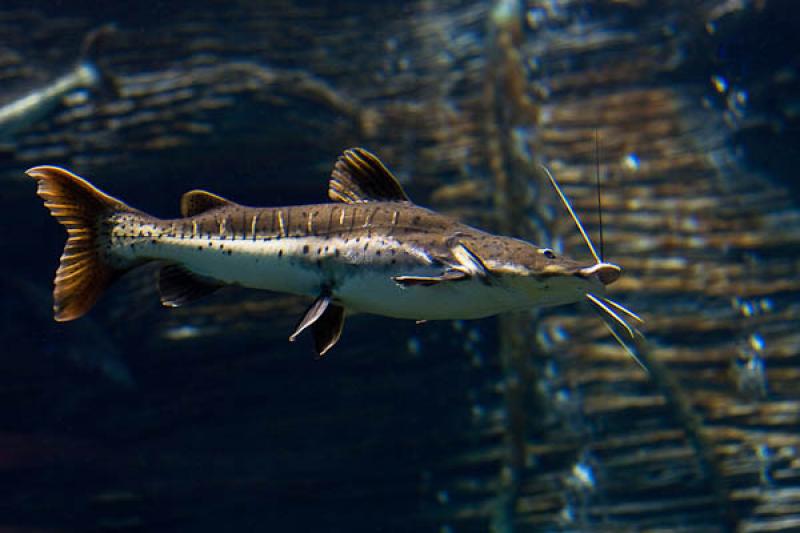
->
[180,190,237,217]
[328,148,410,203]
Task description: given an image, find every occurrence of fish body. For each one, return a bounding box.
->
[0,25,114,141]
[0,63,99,140]
[28,148,622,356]
[107,201,601,321]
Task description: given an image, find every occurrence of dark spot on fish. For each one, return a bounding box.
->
[363,242,369,251]
[376,250,381,256]
[151,239,157,245]
[334,249,340,257]
[355,237,360,243]
[278,250,283,258]
[391,259,397,264]
[219,244,224,249]
[317,248,322,255]
[208,242,213,247]
[303,245,309,254]
[197,246,203,250]
[226,250,232,256]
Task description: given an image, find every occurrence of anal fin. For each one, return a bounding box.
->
[158,264,222,307]
[312,304,345,357]
[290,294,346,357]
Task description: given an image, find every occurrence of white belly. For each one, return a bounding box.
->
[114,234,324,297]
[114,233,533,320]
[335,270,530,320]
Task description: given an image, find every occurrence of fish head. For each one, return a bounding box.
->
[456,233,621,308]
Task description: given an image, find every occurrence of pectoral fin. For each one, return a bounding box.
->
[290,295,346,357]
[450,241,490,280]
[158,264,222,307]
[392,269,468,287]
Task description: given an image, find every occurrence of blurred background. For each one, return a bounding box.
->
[1,0,799,531]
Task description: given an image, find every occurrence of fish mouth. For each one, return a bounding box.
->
[577,262,621,286]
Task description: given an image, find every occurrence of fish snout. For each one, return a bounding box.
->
[578,262,621,286]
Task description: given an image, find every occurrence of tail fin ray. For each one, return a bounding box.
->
[27,165,133,321]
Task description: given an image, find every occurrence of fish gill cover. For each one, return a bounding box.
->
[0,0,799,532]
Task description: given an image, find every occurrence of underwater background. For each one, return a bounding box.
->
[1,0,799,531]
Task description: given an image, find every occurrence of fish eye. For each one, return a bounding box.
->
[541,248,556,259]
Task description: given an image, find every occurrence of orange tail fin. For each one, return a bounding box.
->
[26,166,136,321]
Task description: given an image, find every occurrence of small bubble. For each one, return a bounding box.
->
[407,337,421,356]
[749,333,765,352]
[163,325,202,340]
[555,388,571,404]
[734,348,767,400]
[756,444,773,485]
[756,444,771,461]
[559,503,576,523]
[545,360,559,380]
[735,90,748,106]
[572,461,595,490]
[622,153,640,171]
[526,7,546,29]
[711,75,728,93]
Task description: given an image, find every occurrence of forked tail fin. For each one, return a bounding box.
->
[26,165,136,321]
